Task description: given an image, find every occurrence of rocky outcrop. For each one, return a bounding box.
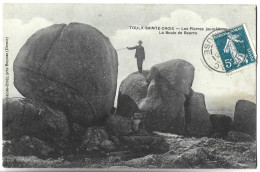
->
[122,132,256,169]
[80,126,116,152]
[210,114,233,137]
[117,59,195,134]
[105,115,169,153]
[185,92,212,136]
[3,132,257,168]
[233,100,256,138]
[3,98,69,145]
[117,59,215,135]
[13,23,118,127]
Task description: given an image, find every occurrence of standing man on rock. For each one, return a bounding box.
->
[127,40,145,74]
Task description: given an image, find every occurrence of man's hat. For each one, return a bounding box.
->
[138,40,143,43]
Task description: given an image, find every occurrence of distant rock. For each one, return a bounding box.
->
[234,100,256,138]
[226,131,254,142]
[210,114,233,137]
[106,115,133,136]
[117,59,195,134]
[13,23,118,127]
[3,98,69,145]
[185,92,212,136]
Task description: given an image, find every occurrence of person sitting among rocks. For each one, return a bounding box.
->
[131,112,145,132]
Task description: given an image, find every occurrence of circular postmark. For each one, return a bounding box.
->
[202,29,226,73]
[202,29,247,73]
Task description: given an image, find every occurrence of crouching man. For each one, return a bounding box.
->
[132,112,145,132]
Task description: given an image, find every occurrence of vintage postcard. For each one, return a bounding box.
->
[2,4,257,169]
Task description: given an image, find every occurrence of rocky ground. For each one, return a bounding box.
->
[3,131,256,169]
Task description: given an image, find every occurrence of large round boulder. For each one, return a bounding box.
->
[117,60,195,134]
[234,100,256,138]
[3,98,70,145]
[13,23,118,127]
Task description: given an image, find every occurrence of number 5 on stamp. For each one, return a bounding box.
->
[213,24,256,73]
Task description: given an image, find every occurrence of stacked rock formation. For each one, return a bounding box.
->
[117,59,212,136]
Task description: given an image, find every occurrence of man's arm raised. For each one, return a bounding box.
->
[127,46,137,50]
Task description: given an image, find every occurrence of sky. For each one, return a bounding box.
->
[3,4,256,116]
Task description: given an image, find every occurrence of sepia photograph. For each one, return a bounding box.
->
[1,2,257,169]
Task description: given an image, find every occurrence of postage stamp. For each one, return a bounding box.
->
[212,24,256,73]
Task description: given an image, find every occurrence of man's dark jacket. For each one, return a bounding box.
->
[127,46,145,60]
